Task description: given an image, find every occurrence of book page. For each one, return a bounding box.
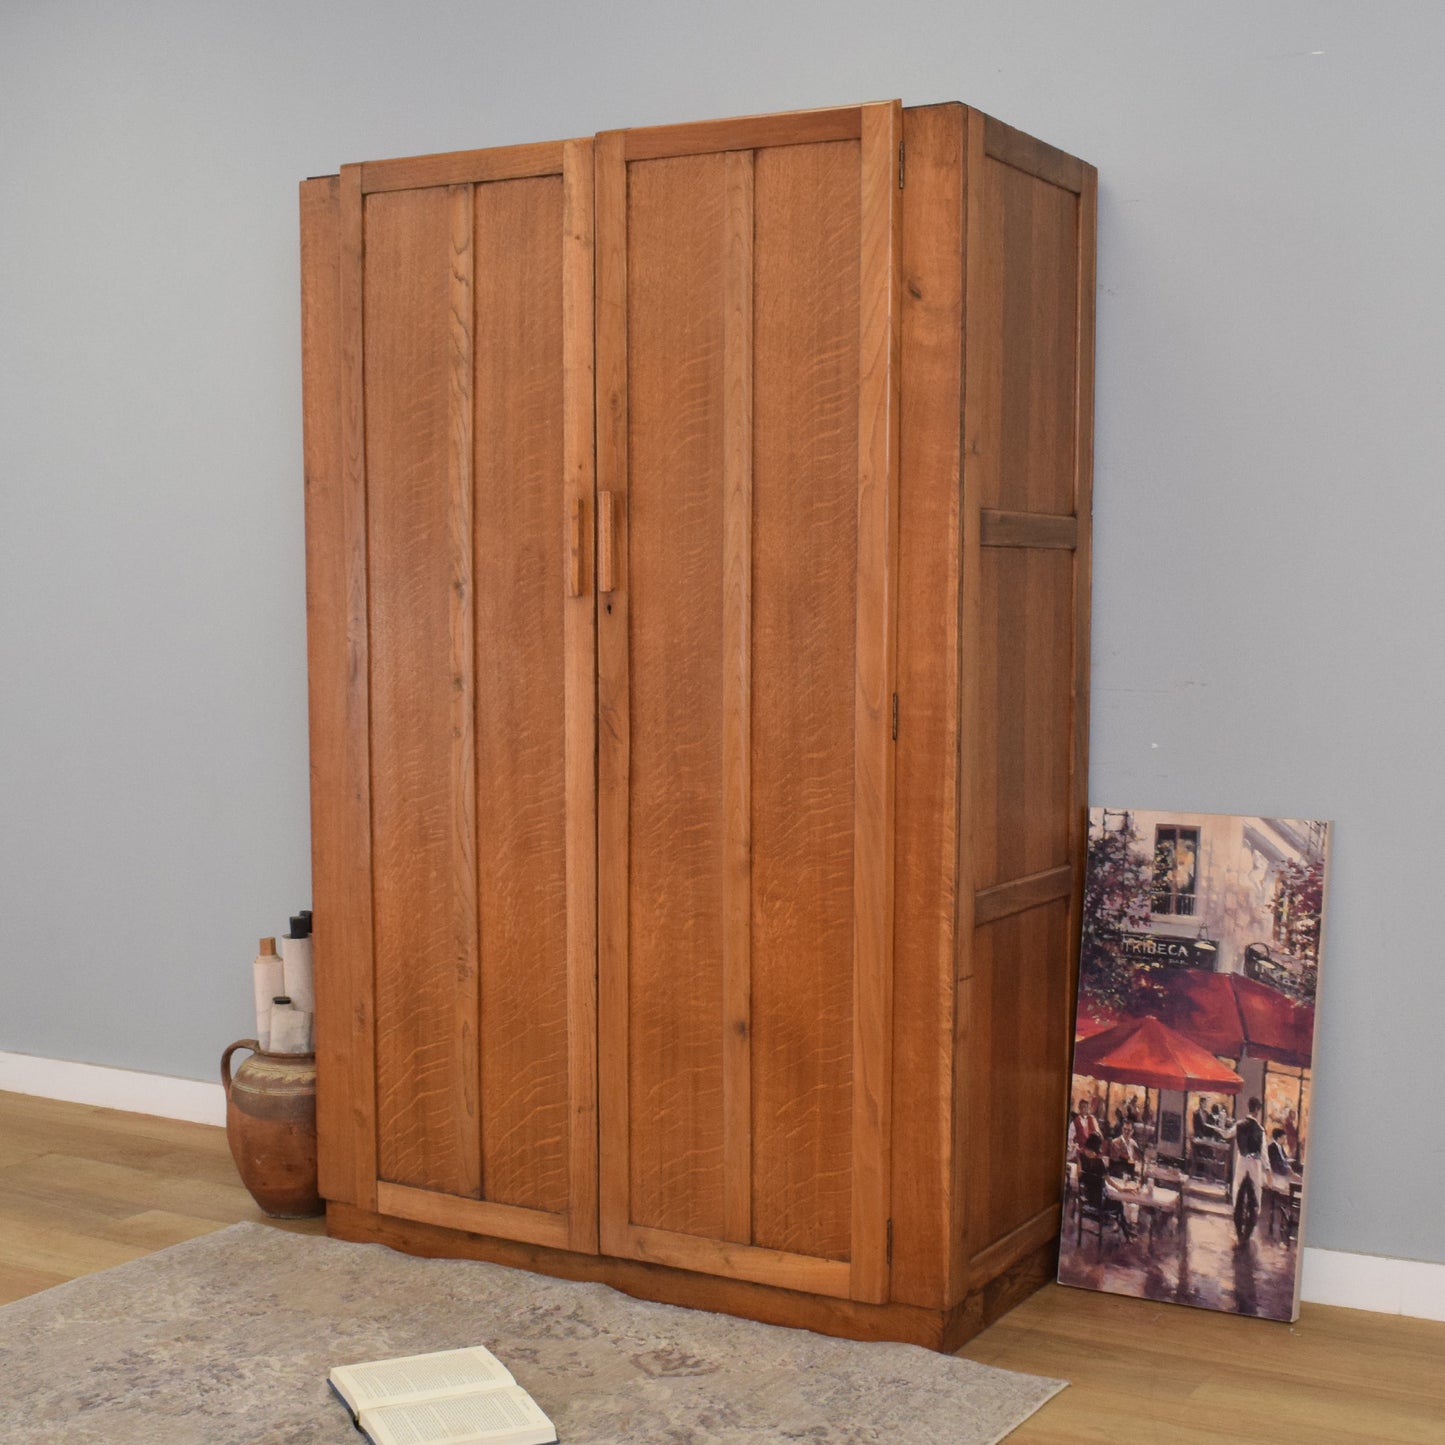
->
[332,1346,515,1411]
[361,1387,556,1445]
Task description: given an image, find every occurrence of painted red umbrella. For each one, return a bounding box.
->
[1139,970,1315,1067]
[1071,1014,1243,1094]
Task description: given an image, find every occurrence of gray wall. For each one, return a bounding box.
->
[2,2,1440,1265]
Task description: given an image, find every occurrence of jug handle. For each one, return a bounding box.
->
[221,1039,260,1097]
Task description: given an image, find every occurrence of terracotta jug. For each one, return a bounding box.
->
[221,1039,324,1218]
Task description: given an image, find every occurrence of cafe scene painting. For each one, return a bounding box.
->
[1059,808,1329,1321]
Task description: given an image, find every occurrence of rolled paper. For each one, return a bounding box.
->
[281,932,315,1014]
[252,939,284,1051]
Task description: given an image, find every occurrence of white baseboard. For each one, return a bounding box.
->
[1301,1246,1445,1322]
[3,1049,1443,1322]
[0,1050,227,1127]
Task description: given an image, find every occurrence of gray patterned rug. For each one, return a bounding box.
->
[0,1222,1065,1443]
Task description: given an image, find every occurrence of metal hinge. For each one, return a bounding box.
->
[898,142,905,189]
[891,693,899,741]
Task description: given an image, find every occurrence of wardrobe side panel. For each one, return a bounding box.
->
[958,112,1095,1279]
[969,165,1079,890]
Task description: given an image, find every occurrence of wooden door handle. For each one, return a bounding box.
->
[567,496,584,597]
[598,490,616,594]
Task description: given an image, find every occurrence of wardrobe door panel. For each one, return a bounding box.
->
[596,103,901,1302]
[749,138,860,1265]
[366,182,480,1200]
[623,152,730,1242]
[313,142,597,1253]
[473,175,572,1217]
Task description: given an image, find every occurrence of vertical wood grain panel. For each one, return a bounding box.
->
[974,547,1074,888]
[965,903,1072,1250]
[1067,165,1098,1144]
[303,172,377,1210]
[750,137,861,1267]
[976,160,1079,516]
[561,137,599,1254]
[721,149,755,1248]
[959,111,1095,1284]
[624,152,729,1240]
[849,98,902,1305]
[593,128,631,1258]
[338,165,381,1208]
[447,188,481,1199]
[472,175,569,1215]
[953,109,990,1302]
[367,184,481,1198]
[890,104,963,1310]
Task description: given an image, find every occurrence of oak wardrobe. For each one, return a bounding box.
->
[301,100,1095,1351]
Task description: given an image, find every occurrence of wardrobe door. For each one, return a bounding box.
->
[306,140,598,1253]
[595,103,902,1302]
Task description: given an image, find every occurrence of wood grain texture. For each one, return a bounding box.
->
[593,126,631,1260]
[968,1202,1061,1288]
[311,164,379,1210]
[749,137,861,1270]
[981,114,1086,195]
[308,101,1097,1337]
[983,157,1080,516]
[963,1279,1445,1444]
[620,1222,852,1297]
[567,497,583,596]
[974,864,1074,928]
[618,105,864,161]
[958,107,1093,1287]
[300,175,351,1206]
[964,902,1072,1256]
[366,183,481,1198]
[596,490,615,592]
[472,175,568,1217]
[376,1180,570,1250]
[361,141,567,195]
[965,135,1082,892]
[848,99,903,1304]
[979,509,1078,550]
[448,187,481,1200]
[561,137,599,1255]
[972,514,1075,891]
[0,1093,325,1307]
[890,103,965,1311]
[720,149,754,1249]
[950,111,989,1305]
[622,151,729,1242]
[1066,165,1098,1137]
[330,1201,975,1349]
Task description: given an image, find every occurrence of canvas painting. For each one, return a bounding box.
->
[1058,809,1329,1321]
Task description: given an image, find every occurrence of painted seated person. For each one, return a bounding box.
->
[1080,1133,1134,1240]
[1267,1127,1292,1178]
[1107,1120,1143,1178]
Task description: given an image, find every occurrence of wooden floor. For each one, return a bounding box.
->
[2,1090,1441,1443]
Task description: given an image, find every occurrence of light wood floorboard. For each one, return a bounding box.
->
[0,1089,323,1306]
[2,1090,1442,1441]
[964,1267,1445,1442]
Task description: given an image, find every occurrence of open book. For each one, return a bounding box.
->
[328,1345,557,1445]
